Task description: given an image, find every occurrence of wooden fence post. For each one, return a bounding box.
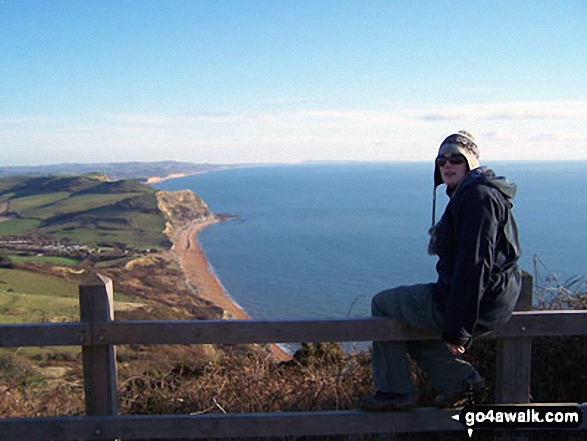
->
[495,271,533,404]
[79,273,118,439]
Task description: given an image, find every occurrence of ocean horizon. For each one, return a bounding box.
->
[155,161,587,320]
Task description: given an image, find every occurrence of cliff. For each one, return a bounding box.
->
[156,189,218,237]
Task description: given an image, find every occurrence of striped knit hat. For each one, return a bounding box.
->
[431,131,480,227]
[433,130,480,187]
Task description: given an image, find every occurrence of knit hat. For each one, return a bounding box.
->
[431,131,480,228]
[433,130,480,187]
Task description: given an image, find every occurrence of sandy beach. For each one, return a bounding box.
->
[171,219,291,360]
[146,173,191,184]
[172,219,249,320]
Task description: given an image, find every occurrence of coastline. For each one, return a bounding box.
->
[171,219,249,320]
[146,172,200,185]
[171,219,291,360]
[144,165,252,185]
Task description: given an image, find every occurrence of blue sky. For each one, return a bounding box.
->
[1,0,586,165]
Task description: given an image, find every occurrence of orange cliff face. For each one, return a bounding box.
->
[156,189,218,238]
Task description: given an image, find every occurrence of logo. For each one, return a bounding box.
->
[451,404,584,438]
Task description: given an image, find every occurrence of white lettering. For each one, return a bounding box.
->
[458,406,581,431]
[465,412,475,426]
[531,409,542,423]
[505,412,517,422]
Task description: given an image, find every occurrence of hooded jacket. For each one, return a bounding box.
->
[429,167,522,347]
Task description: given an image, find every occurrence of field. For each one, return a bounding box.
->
[6,255,80,266]
[0,268,136,324]
[0,219,42,236]
[7,191,71,213]
[0,175,170,249]
[0,266,141,371]
[20,192,138,219]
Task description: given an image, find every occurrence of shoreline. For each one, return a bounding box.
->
[145,164,270,186]
[171,219,291,360]
[145,172,201,185]
[171,219,249,320]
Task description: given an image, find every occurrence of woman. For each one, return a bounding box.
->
[358,131,522,411]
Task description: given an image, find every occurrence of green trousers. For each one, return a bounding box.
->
[371,283,478,395]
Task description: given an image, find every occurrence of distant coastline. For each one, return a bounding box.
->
[0,161,245,182]
[144,165,262,185]
[145,172,200,184]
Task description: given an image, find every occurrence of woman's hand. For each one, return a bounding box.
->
[447,343,466,355]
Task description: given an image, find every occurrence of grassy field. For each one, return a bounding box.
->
[0,291,80,323]
[0,175,169,249]
[0,267,138,384]
[0,268,79,324]
[0,219,42,235]
[0,268,137,324]
[25,192,140,219]
[6,255,80,266]
[7,191,71,213]
[0,268,78,298]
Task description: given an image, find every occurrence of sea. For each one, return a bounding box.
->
[154,161,587,320]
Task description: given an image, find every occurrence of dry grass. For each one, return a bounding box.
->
[1,334,585,440]
[119,343,372,416]
[0,351,84,418]
[1,256,585,440]
[530,279,587,404]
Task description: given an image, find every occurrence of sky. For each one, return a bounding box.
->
[1,0,587,166]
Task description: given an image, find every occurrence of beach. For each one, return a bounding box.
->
[172,219,249,320]
[171,219,291,360]
[146,173,193,185]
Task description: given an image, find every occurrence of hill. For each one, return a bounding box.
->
[0,174,169,250]
[0,173,229,420]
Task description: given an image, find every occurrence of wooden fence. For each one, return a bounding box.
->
[0,272,585,440]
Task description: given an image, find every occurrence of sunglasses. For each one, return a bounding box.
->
[435,154,466,167]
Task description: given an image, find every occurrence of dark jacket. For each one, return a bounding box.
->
[430,167,522,347]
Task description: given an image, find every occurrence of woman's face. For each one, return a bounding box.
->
[436,154,468,189]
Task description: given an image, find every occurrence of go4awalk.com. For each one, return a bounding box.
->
[451,404,584,438]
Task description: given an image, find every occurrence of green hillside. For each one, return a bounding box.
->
[0,175,169,250]
[0,268,79,323]
[0,268,135,324]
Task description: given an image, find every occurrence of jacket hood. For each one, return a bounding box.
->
[431,167,516,228]
[459,167,517,200]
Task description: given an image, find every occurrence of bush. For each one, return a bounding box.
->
[0,254,13,268]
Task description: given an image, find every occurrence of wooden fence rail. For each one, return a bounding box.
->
[0,272,586,440]
[1,310,586,348]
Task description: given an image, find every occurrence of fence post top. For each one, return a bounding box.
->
[80,272,112,288]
